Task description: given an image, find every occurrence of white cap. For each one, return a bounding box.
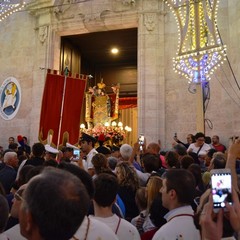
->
[66,142,79,150]
[45,144,59,154]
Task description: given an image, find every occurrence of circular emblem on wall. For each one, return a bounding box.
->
[0,77,21,120]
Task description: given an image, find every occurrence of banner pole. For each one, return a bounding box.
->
[57,67,69,149]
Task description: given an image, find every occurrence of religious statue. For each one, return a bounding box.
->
[85,79,120,129]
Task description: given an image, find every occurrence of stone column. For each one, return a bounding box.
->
[138,0,166,145]
[26,0,54,143]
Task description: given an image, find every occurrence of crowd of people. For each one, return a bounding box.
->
[0,132,239,240]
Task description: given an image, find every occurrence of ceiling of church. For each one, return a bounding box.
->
[62,28,137,67]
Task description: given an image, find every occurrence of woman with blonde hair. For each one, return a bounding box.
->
[115,161,139,221]
[142,176,164,232]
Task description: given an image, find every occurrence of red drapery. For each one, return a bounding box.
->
[39,71,86,146]
[119,97,137,109]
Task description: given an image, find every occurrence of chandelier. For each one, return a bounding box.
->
[0,0,25,22]
[165,0,226,83]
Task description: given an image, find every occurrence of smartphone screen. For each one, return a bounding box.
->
[211,169,232,208]
[73,149,80,158]
[138,135,144,145]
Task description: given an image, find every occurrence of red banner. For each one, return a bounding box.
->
[39,71,86,146]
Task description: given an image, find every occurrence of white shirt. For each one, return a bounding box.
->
[152,206,200,240]
[90,214,140,240]
[71,216,119,240]
[83,148,98,171]
[3,224,27,240]
[135,169,151,186]
[187,143,211,155]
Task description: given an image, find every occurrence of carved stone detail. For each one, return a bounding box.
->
[38,26,48,44]
[144,13,156,32]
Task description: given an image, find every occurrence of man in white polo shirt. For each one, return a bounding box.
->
[90,173,140,240]
[152,169,200,240]
[79,133,97,176]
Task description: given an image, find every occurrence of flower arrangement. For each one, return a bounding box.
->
[80,123,128,146]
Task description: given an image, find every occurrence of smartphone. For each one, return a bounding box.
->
[73,149,80,158]
[138,134,144,151]
[211,168,232,209]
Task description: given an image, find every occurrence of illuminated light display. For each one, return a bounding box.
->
[165,0,226,83]
[0,0,25,22]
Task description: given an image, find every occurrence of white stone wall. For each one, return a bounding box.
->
[0,0,239,150]
[0,11,37,149]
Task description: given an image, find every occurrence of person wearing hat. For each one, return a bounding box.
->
[79,133,97,176]
[45,144,59,162]
[96,134,111,157]
[64,143,80,162]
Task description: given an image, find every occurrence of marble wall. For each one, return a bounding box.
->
[0,0,239,149]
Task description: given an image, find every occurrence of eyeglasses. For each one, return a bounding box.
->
[14,189,24,201]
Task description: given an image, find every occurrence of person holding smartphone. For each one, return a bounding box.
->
[199,138,240,239]
[173,133,195,149]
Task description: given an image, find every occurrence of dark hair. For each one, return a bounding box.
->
[142,153,160,173]
[91,153,109,175]
[205,136,211,144]
[207,148,217,158]
[189,134,195,143]
[164,169,196,205]
[173,144,187,156]
[32,143,45,157]
[181,155,194,169]
[188,152,200,165]
[18,165,35,186]
[65,147,73,152]
[25,166,44,182]
[59,157,71,163]
[195,132,205,140]
[165,151,180,168]
[23,167,89,240]
[213,155,226,169]
[93,173,119,207]
[58,162,95,199]
[8,143,18,150]
[187,163,205,193]
[149,193,168,228]
[43,159,58,167]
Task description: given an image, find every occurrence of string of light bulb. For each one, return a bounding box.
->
[0,0,25,22]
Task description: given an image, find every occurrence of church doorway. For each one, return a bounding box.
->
[60,28,138,145]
